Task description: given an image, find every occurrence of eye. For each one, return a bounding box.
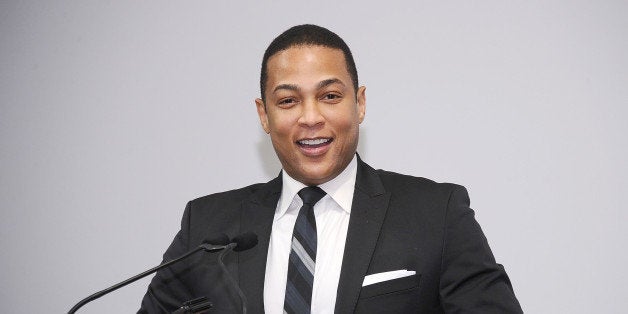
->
[322,93,342,102]
[278,98,297,107]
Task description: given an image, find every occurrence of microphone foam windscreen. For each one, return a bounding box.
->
[232,232,258,252]
[203,233,230,246]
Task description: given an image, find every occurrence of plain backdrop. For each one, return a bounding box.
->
[1,1,627,313]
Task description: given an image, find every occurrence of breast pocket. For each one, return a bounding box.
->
[355,273,422,313]
[359,273,421,299]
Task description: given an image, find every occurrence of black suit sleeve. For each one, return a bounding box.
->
[439,186,523,313]
[138,202,193,314]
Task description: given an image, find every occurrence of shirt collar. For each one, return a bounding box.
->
[276,154,357,220]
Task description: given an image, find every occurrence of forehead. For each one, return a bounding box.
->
[265,45,351,88]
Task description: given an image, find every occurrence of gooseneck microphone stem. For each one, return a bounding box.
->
[217,243,248,314]
[69,245,208,314]
[68,233,256,314]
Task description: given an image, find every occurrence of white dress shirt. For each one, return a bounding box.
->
[263,155,357,314]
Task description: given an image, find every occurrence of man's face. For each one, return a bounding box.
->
[256,45,366,186]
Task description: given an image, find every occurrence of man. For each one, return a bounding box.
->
[140,24,522,313]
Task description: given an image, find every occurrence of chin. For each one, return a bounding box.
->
[300,168,338,185]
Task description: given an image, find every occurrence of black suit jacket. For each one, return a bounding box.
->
[139,158,522,313]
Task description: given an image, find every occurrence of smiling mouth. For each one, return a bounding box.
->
[297,138,333,148]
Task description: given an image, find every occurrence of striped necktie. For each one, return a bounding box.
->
[284,186,326,314]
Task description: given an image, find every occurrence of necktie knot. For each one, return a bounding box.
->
[298,186,326,206]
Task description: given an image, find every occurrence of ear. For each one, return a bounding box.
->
[255,98,270,134]
[356,86,366,123]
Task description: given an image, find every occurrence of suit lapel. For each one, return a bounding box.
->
[237,174,282,313]
[234,159,389,313]
[335,158,391,313]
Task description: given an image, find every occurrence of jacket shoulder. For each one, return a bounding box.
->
[374,168,465,194]
[190,182,267,205]
[181,182,274,235]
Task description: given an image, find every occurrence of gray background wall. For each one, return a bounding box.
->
[1,1,627,313]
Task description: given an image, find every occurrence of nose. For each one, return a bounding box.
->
[298,100,324,127]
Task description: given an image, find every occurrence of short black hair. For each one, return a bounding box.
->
[260,24,359,102]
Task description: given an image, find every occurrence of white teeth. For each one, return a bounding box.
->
[299,138,330,145]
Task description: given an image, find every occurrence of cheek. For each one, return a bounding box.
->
[332,120,360,152]
[267,110,299,131]
[269,121,291,139]
[268,117,297,150]
[333,115,360,136]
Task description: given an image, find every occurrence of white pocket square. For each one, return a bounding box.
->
[362,269,416,287]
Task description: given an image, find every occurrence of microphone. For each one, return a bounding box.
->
[68,234,230,314]
[232,232,258,252]
[215,232,258,314]
[174,232,258,314]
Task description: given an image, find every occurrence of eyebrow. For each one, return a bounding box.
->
[317,78,345,89]
[272,78,346,94]
[273,84,300,94]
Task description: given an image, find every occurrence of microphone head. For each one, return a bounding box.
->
[202,233,230,246]
[232,232,258,252]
